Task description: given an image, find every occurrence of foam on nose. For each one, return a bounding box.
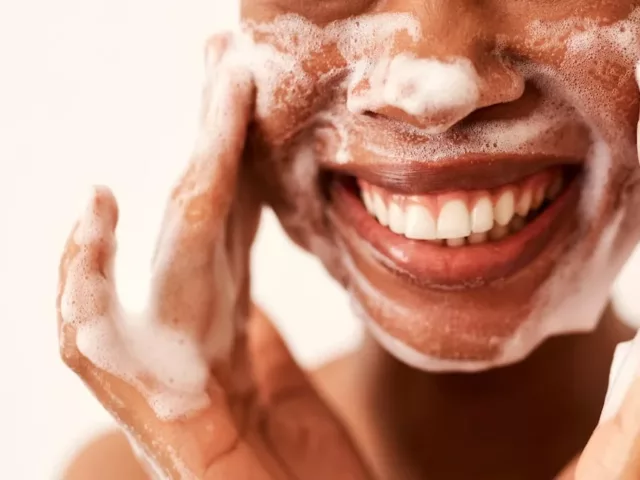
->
[347,54,481,132]
[382,55,480,119]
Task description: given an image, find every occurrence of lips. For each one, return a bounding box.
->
[327,159,582,288]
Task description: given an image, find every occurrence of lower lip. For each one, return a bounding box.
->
[329,173,581,288]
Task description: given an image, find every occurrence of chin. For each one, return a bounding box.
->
[323,165,619,372]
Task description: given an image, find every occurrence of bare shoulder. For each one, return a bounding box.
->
[62,430,148,480]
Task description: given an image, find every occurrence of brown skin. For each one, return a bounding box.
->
[243,0,640,361]
[61,309,634,480]
[59,1,640,479]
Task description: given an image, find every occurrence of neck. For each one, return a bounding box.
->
[347,305,633,478]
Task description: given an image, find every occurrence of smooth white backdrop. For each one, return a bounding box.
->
[1,2,639,478]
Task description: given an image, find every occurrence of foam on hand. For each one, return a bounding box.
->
[60,194,212,423]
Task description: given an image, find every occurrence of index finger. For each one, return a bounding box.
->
[149,34,255,341]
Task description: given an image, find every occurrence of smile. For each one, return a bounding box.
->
[328,156,582,288]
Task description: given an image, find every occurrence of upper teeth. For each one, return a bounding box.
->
[359,170,562,245]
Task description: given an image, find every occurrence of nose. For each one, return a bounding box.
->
[346,1,525,133]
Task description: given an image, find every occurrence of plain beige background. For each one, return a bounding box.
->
[0,1,639,478]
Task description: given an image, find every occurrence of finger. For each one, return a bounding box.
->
[247,306,373,480]
[57,188,271,479]
[71,353,272,480]
[576,381,640,480]
[576,333,640,480]
[150,33,254,344]
[57,186,119,369]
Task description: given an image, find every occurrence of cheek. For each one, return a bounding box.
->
[505,13,640,143]
[253,53,348,145]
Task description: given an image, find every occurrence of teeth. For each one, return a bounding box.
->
[468,232,488,244]
[373,194,389,226]
[437,200,471,239]
[471,197,494,233]
[516,189,532,217]
[532,186,545,210]
[547,177,563,200]
[358,171,563,247]
[405,205,437,240]
[446,237,466,247]
[510,215,526,232]
[494,190,515,226]
[489,224,509,241]
[388,202,405,234]
[362,190,374,214]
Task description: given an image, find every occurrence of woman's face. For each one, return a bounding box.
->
[239,1,640,370]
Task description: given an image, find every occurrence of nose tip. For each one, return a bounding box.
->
[347,54,525,133]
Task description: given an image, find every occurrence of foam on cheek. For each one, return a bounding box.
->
[499,9,640,368]
[237,15,320,119]
[523,9,640,135]
[521,12,639,241]
[240,13,423,119]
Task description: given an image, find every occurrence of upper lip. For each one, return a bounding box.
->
[320,153,583,194]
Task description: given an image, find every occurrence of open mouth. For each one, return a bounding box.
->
[328,162,582,288]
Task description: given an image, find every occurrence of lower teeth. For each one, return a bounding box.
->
[429,214,531,247]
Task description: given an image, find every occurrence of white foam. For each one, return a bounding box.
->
[61,241,211,420]
[239,13,422,119]
[311,95,577,168]
[348,55,481,134]
[59,48,254,421]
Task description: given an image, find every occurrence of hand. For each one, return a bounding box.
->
[565,68,640,480]
[57,34,371,480]
[569,334,640,480]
